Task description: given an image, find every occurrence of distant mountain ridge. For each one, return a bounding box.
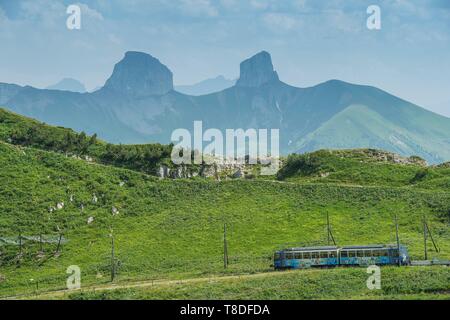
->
[1,50,450,164]
[175,76,235,96]
[46,78,86,93]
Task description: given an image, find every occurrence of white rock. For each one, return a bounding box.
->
[112,206,119,216]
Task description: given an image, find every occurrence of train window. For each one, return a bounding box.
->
[348,251,356,257]
[357,250,365,257]
[294,253,302,259]
[274,253,281,260]
[329,251,336,258]
[340,251,348,258]
[311,252,318,259]
[303,252,311,259]
[392,249,399,257]
[320,252,328,258]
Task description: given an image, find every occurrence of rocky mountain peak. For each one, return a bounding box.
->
[104,51,173,97]
[236,51,279,88]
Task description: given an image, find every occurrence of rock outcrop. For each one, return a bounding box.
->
[236,51,279,87]
[103,51,173,97]
[330,149,428,166]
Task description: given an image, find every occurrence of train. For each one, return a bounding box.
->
[274,244,411,270]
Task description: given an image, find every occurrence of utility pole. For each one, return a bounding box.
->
[39,233,43,252]
[423,216,428,260]
[223,223,228,269]
[110,228,116,282]
[18,230,23,255]
[326,213,336,246]
[395,214,401,266]
[424,216,439,256]
[56,233,63,254]
[327,212,330,245]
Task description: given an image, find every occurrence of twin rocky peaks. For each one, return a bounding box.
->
[2,50,450,164]
[103,50,279,97]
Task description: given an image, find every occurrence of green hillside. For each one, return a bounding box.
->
[0,108,173,176]
[277,149,450,189]
[1,142,450,298]
[295,104,450,164]
[0,110,450,299]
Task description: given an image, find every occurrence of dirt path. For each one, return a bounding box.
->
[5,270,293,300]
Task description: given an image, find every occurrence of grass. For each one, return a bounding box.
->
[1,142,450,298]
[66,266,450,300]
[0,110,450,300]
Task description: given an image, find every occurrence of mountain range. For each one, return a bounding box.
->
[175,75,235,96]
[1,50,450,164]
[46,78,86,93]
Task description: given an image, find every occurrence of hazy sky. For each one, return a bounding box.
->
[1,0,449,116]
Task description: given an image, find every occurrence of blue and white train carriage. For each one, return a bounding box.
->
[274,244,410,270]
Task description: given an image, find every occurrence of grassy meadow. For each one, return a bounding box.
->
[0,109,449,299]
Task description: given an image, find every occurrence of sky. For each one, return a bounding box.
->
[0,0,449,117]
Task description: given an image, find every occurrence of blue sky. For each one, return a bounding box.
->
[1,0,449,116]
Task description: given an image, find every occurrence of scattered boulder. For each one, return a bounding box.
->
[232,168,244,179]
[87,216,94,224]
[200,165,217,178]
[158,165,166,179]
[56,202,64,210]
[112,206,119,216]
